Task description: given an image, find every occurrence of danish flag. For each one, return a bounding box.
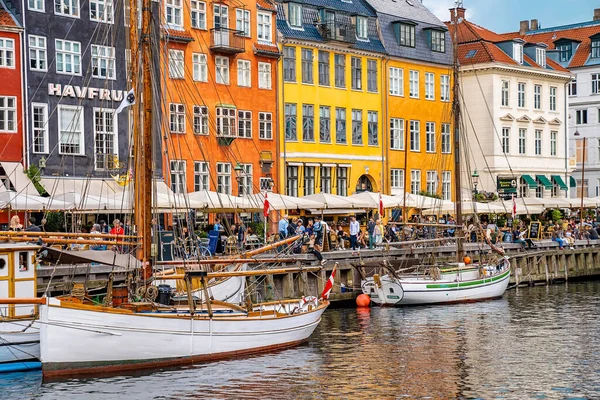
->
[379,192,384,217]
[512,195,517,219]
[263,192,270,217]
[319,263,337,300]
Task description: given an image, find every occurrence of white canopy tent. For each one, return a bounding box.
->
[0,190,72,211]
[347,191,401,209]
[302,193,372,209]
[187,190,257,211]
[251,192,323,211]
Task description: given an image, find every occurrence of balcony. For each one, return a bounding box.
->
[316,21,356,44]
[209,28,246,55]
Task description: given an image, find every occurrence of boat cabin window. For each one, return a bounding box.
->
[370,288,374,293]
[389,287,395,294]
[0,257,5,270]
[19,252,28,272]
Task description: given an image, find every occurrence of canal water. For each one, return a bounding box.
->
[3,281,600,399]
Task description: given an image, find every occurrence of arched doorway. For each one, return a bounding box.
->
[355,174,376,193]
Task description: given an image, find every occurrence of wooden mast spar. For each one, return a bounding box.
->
[452,3,464,261]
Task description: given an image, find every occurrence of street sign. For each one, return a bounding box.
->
[497,177,517,193]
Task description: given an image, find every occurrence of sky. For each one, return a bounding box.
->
[424,0,599,33]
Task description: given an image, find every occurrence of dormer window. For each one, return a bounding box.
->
[430,30,445,53]
[592,40,600,58]
[513,42,523,64]
[397,22,415,47]
[288,3,302,29]
[558,43,572,62]
[536,48,546,67]
[356,16,368,40]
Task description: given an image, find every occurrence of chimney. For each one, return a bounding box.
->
[530,19,539,31]
[594,8,600,21]
[450,7,466,22]
[519,20,529,35]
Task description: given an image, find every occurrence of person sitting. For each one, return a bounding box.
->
[110,219,125,235]
[24,216,41,232]
[552,227,567,250]
[9,215,23,231]
[336,226,349,249]
[513,228,535,249]
[89,223,107,250]
[357,228,368,249]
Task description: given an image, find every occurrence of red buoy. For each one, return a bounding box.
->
[356,294,371,307]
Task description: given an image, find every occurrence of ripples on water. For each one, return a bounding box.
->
[3,281,600,399]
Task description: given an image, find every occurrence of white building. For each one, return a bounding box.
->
[506,10,600,198]
[448,8,573,200]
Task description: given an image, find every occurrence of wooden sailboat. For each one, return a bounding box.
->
[33,0,328,377]
[361,5,510,306]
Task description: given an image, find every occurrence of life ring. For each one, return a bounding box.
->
[297,296,318,313]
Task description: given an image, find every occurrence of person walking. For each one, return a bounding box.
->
[313,216,324,251]
[278,215,289,240]
[374,219,383,246]
[367,217,375,249]
[349,216,360,251]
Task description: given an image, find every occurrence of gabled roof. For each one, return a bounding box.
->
[0,1,20,28]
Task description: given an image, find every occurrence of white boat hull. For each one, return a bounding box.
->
[40,298,327,377]
[0,320,40,367]
[362,260,511,306]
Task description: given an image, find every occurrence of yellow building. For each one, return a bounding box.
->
[276,0,386,197]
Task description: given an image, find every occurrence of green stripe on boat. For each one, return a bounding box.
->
[425,269,510,289]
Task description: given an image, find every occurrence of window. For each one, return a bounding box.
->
[518,82,526,108]
[287,165,298,196]
[259,112,272,139]
[238,110,251,138]
[320,167,331,193]
[518,128,526,155]
[549,86,557,111]
[165,0,182,28]
[534,130,542,155]
[550,131,557,156]
[501,127,510,153]
[237,59,251,87]
[334,54,345,88]
[288,3,302,28]
[320,106,331,143]
[592,73,600,94]
[285,103,297,140]
[336,107,346,144]
[576,139,586,162]
[426,171,437,194]
[194,162,209,191]
[440,74,450,102]
[169,103,185,133]
[257,12,272,42]
[318,51,330,86]
[90,0,113,23]
[390,169,404,189]
[55,0,79,17]
[0,97,16,132]
[558,43,572,62]
[170,160,186,193]
[431,30,445,52]
[389,67,403,96]
[58,105,83,154]
[410,120,420,151]
[352,109,362,145]
[301,48,313,84]
[501,80,509,106]
[302,104,314,141]
[409,70,419,98]
[28,0,44,12]
[425,72,434,100]
[216,107,236,136]
[390,118,404,150]
[356,16,368,40]
[367,59,377,92]
[260,178,272,192]
[535,181,544,198]
[519,177,529,198]
[217,162,231,194]
[336,167,348,196]
[236,9,250,37]
[569,79,577,96]
[213,4,228,28]
[367,111,378,146]
[593,40,600,58]
[425,122,435,152]
[576,109,588,124]
[168,49,184,79]
[536,47,546,67]
[442,171,451,200]
[32,104,48,153]
[283,46,296,82]
[28,35,47,71]
[256,62,271,89]
[238,164,252,195]
[215,56,229,84]
[193,105,208,135]
[513,42,523,64]
[192,53,207,81]
[94,109,117,170]
[441,123,451,153]
[410,170,421,194]
[351,57,362,90]
[304,166,315,195]
[191,0,206,29]
[534,84,541,109]
[55,39,81,75]
[399,23,415,47]
[91,45,115,79]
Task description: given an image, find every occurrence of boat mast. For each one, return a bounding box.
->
[452,1,464,260]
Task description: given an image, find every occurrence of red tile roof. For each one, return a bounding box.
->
[0,3,19,28]
[502,22,600,68]
[254,42,279,53]
[256,0,276,12]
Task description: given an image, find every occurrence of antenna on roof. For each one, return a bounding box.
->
[456,0,464,7]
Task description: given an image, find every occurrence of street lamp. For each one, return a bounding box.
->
[471,169,480,196]
[574,130,585,229]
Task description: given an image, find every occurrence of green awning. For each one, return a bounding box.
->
[551,175,568,191]
[521,174,537,189]
[536,175,553,190]
[570,176,577,188]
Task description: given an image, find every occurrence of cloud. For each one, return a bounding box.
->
[423,0,476,21]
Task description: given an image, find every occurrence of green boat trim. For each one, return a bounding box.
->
[425,269,510,289]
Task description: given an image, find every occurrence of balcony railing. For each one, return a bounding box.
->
[209,28,246,54]
[317,21,356,44]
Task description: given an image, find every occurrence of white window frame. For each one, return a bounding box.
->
[536,47,546,67]
[0,96,17,133]
[194,161,209,191]
[28,0,45,12]
[425,72,434,100]
[170,160,186,194]
[0,38,14,68]
[238,164,253,195]
[501,127,510,154]
[216,56,229,85]
[55,0,80,18]
[216,107,236,136]
[390,118,404,150]
[442,171,451,200]
[288,3,302,29]
[513,42,523,64]
[550,131,557,156]
[410,169,421,195]
[389,67,404,96]
[409,70,419,98]
[193,105,208,135]
[259,112,272,140]
[217,162,232,194]
[259,177,273,192]
[257,12,272,43]
[441,123,451,154]
[89,0,114,23]
[32,103,49,153]
[440,74,450,102]
[237,59,251,87]
[390,169,404,189]
[236,8,250,37]
[192,53,207,82]
[258,62,272,89]
[592,73,600,95]
[55,39,81,75]
[501,80,509,106]
[518,128,526,155]
[535,129,542,155]
[169,103,186,133]
[28,35,47,72]
[165,0,183,29]
[549,86,557,111]
[410,120,420,152]
[534,84,542,110]
[91,44,116,79]
[426,170,437,194]
[58,105,84,155]
[356,16,368,40]
[168,49,184,79]
[190,0,206,29]
[93,107,118,170]
[425,122,435,153]
[517,82,526,108]
[238,110,252,138]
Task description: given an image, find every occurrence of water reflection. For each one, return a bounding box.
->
[5,281,600,399]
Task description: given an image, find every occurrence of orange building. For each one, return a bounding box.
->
[161,0,280,201]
